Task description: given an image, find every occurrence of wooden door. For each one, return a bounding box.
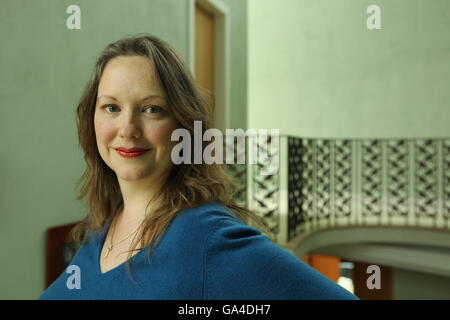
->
[195,4,215,123]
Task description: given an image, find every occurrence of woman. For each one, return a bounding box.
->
[39,34,358,300]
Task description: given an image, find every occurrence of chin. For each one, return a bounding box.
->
[117,168,155,181]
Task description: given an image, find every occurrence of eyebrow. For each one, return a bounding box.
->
[96,94,166,102]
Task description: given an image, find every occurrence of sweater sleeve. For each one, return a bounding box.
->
[204,217,359,300]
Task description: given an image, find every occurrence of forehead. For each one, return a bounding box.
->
[98,56,164,94]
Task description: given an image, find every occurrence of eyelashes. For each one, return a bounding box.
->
[144,106,164,114]
[102,104,164,115]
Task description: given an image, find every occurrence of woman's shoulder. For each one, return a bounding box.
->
[203,217,359,300]
[175,201,240,227]
[164,201,247,246]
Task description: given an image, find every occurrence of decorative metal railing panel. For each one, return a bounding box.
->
[286,137,450,242]
[225,136,450,244]
[445,140,450,220]
[251,136,280,235]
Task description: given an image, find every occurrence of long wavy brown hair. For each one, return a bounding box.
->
[70,33,272,281]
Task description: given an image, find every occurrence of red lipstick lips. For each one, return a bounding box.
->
[116,147,149,152]
[115,147,150,158]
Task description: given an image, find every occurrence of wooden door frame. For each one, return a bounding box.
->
[188,0,230,131]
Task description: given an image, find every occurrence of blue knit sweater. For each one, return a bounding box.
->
[39,202,358,300]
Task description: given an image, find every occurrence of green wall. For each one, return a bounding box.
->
[393,268,450,299]
[0,0,249,300]
[0,0,190,299]
[247,0,450,138]
[224,0,248,129]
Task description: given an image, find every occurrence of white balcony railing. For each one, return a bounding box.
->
[226,136,450,245]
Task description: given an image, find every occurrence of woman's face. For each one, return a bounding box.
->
[94,55,179,183]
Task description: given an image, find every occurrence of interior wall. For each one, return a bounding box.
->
[0,0,250,300]
[247,0,450,138]
[0,0,190,299]
[223,0,248,129]
[393,267,450,300]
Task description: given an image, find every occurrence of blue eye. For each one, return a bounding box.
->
[145,106,162,114]
[102,105,163,115]
[104,105,118,112]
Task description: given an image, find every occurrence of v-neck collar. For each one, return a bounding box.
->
[96,219,148,276]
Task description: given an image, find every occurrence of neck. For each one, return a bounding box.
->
[116,173,167,226]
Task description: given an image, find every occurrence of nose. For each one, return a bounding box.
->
[118,108,142,139]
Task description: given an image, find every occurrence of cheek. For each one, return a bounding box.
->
[94,117,115,143]
[147,121,178,146]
